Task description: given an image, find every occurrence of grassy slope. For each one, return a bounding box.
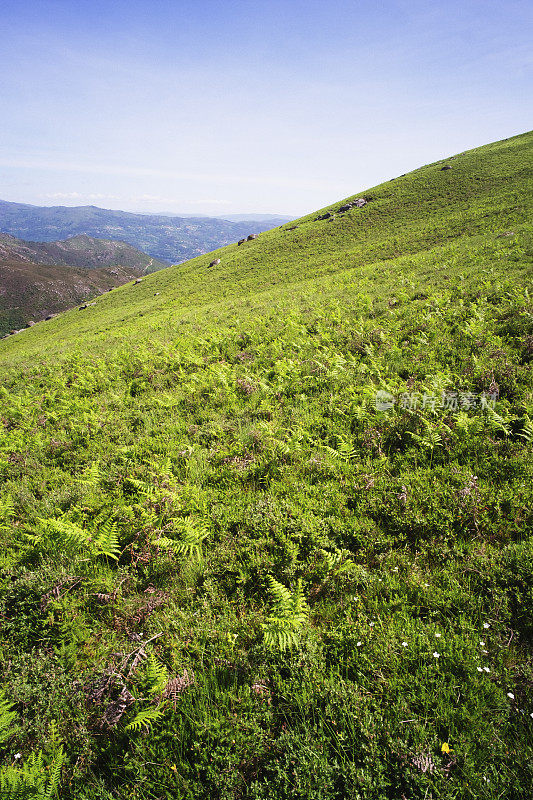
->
[0,132,532,800]
[1,130,531,363]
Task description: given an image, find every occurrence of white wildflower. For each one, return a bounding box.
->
[433,652,440,658]
[402,641,408,647]
[483,623,490,629]
[507,693,515,700]
[483,666,490,673]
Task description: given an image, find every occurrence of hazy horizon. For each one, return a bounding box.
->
[1,0,531,217]
[0,197,293,221]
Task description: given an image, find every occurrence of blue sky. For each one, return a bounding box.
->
[0,0,531,216]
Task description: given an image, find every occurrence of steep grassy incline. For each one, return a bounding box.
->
[0,132,531,800]
[0,130,531,363]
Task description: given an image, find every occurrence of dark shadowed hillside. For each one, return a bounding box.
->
[0,232,166,272]
[0,233,166,334]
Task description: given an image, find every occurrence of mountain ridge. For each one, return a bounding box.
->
[0,199,287,264]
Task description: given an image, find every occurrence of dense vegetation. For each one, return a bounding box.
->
[0,131,531,799]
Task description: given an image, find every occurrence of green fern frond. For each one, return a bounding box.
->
[0,495,14,523]
[145,653,169,696]
[79,461,101,489]
[0,762,37,798]
[408,429,442,450]
[336,438,357,461]
[486,409,513,436]
[153,535,180,551]
[43,747,66,799]
[265,575,293,609]
[94,519,120,561]
[262,577,309,650]
[291,579,310,620]
[38,517,90,554]
[518,416,533,444]
[37,514,121,562]
[125,706,164,732]
[0,694,18,746]
[262,618,302,650]
[0,745,65,799]
[171,517,208,562]
[319,548,355,578]
[124,476,156,497]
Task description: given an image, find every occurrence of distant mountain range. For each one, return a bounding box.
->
[0,232,165,335]
[218,213,292,224]
[0,200,291,264]
[138,211,293,225]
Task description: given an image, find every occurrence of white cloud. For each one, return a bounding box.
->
[43,192,123,201]
[1,155,339,191]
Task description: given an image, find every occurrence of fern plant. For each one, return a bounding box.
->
[78,461,101,491]
[0,495,14,526]
[319,548,356,579]
[144,653,169,696]
[93,517,120,561]
[125,706,164,733]
[518,416,533,444]
[486,409,512,437]
[0,701,65,799]
[123,476,156,498]
[408,427,442,451]
[123,652,170,736]
[262,576,309,650]
[0,747,66,799]
[155,517,208,562]
[36,515,120,561]
[0,692,18,746]
[36,518,89,555]
[323,435,357,462]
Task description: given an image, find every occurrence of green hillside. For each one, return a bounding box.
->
[0,132,531,799]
